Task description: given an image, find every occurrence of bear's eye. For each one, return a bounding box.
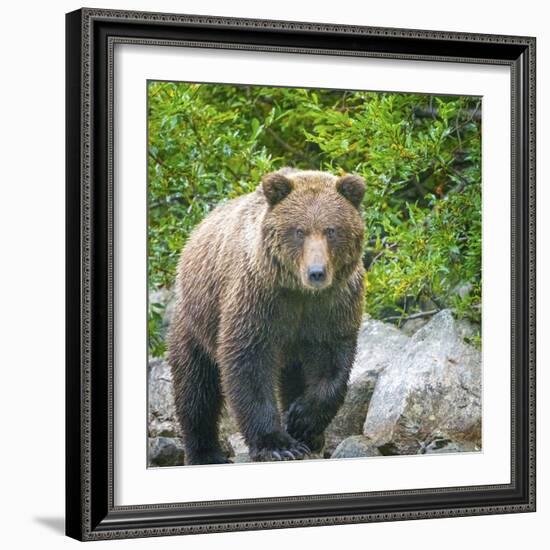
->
[295,228,305,241]
[326,227,336,240]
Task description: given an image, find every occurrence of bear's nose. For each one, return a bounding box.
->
[308,265,326,284]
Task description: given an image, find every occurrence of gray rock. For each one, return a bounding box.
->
[350,316,410,383]
[324,372,376,456]
[401,316,430,336]
[234,454,253,464]
[148,436,185,467]
[331,436,382,459]
[228,432,248,454]
[148,357,180,438]
[228,433,252,463]
[456,318,480,341]
[149,287,172,308]
[147,357,240,457]
[402,312,480,341]
[363,310,481,456]
[452,282,473,300]
[147,310,481,463]
[323,317,409,455]
[421,437,480,454]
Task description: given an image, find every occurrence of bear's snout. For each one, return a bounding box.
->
[300,234,332,290]
[307,264,327,285]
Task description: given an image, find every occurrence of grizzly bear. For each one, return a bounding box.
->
[167,168,366,464]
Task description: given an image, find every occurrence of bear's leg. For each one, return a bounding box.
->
[279,362,305,426]
[169,336,229,465]
[286,340,356,453]
[219,345,309,462]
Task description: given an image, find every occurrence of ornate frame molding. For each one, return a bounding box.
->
[66,8,536,541]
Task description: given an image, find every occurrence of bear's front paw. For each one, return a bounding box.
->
[249,431,310,462]
[285,398,325,452]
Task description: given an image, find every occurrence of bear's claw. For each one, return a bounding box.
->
[250,433,311,462]
[281,450,295,459]
[297,442,311,454]
[253,447,304,461]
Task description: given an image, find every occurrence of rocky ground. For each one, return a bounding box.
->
[148,299,481,466]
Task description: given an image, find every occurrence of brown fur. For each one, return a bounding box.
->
[167,168,366,464]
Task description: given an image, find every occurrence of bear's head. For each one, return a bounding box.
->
[261,169,365,291]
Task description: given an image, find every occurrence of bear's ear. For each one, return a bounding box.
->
[336,174,366,208]
[262,172,293,206]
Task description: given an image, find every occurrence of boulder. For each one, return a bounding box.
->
[324,373,376,456]
[350,316,410,383]
[401,316,430,336]
[323,317,409,455]
[363,310,482,456]
[148,357,239,451]
[331,435,382,459]
[147,310,482,464]
[421,437,480,454]
[148,357,180,438]
[228,433,252,463]
[148,436,185,467]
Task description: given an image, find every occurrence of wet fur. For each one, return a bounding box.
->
[167,169,365,464]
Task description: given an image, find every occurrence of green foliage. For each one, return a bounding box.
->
[148,82,481,357]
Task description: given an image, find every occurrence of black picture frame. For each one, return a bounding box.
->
[66,7,536,541]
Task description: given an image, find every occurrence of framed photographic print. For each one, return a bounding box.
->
[65,7,536,541]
